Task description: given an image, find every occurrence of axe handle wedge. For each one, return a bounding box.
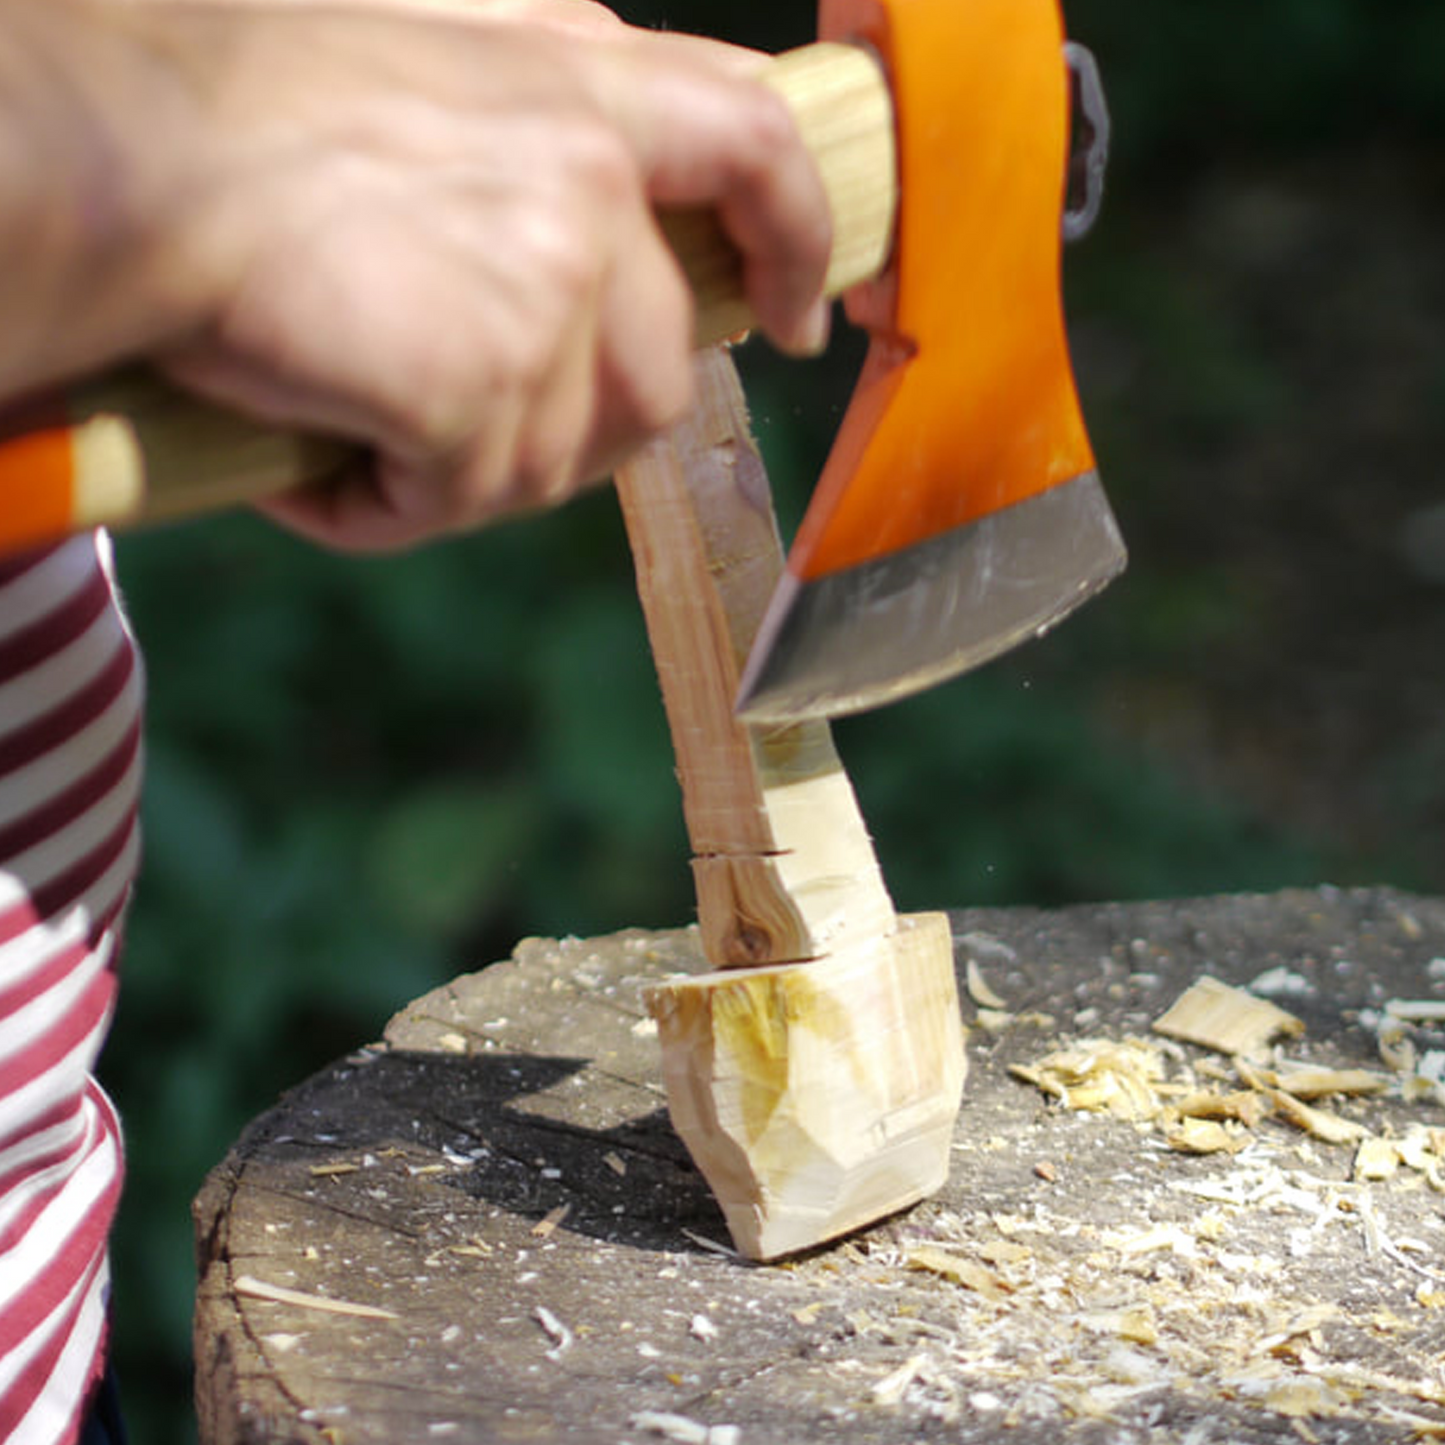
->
[0,42,894,555]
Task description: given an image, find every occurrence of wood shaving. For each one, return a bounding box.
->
[1378,1025,1418,1074]
[1164,1116,1250,1155]
[1153,976,1304,1056]
[1170,1087,1269,1126]
[903,1245,1010,1299]
[1009,1038,1166,1121]
[533,1305,573,1359]
[965,958,1008,1010]
[531,1204,571,1239]
[871,1354,927,1405]
[1099,1222,1198,1258]
[971,1007,1013,1035]
[1384,999,1445,1024]
[1235,1060,1369,1144]
[1079,1306,1159,1346]
[1266,1065,1389,1099]
[1015,985,1415,1160]
[1354,1136,1401,1181]
[233,1275,397,1321]
[679,1229,737,1258]
[629,1410,738,1445]
[1262,1376,1354,1418]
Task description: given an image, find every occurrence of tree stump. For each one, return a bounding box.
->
[196,885,1445,1445]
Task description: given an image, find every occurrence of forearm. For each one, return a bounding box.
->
[0,0,213,397]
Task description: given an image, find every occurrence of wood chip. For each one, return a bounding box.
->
[533,1305,573,1359]
[629,1412,739,1445]
[601,1151,627,1177]
[1171,1087,1269,1127]
[531,1204,571,1239]
[680,1229,737,1258]
[233,1275,397,1321]
[1264,1377,1351,1418]
[1236,1061,1368,1144]
[629,1413,739,1445]
[904,1245,1009,1299]
[1354,1137,1401,1181]
[1268,1065,1389,1100]
[872,1354,927,1405]
[1083,1306,1159,1346]
[1165,1116,1250,1155]
[1153,976,1304,1057]
[1273,1089,1367,1144]
[1010,1039,1166,1121]
[977,1239,1033,1266]
[1101,1223,1197,1258]
[308,1162,359,1178]
[1385,999,1445,1023]
[966,958,1008,1010]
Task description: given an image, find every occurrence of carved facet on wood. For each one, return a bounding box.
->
[648,911,965,1259]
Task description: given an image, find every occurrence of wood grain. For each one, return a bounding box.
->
[615,349,895,969]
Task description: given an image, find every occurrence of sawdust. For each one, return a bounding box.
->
[778,960,1445,1439]
[214,890,1445,1444]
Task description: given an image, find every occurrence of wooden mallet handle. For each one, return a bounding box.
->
[0,42,893,555]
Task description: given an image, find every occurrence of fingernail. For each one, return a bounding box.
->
[793,298,832,357]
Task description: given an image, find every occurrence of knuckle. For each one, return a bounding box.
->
[571,122,638,207]
[738,85,801,172]
[510,438,577,511]
[546,108,638,219]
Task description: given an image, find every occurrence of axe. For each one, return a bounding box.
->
[0,0,1121,722]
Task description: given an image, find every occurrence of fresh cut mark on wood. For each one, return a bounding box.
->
[648,910,965,1260]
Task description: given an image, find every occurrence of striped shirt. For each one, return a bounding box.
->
[0,534,144,1445]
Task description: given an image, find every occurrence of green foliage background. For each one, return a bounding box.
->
[96,1,1444,1438]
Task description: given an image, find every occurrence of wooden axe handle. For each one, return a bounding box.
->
[0,42,893,556]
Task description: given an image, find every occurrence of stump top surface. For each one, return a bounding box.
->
[195,887,1445,1445]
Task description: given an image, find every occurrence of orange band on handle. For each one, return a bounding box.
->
[0,398,78,555]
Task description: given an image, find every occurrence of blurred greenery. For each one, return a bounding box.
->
[95,2,1443,1440]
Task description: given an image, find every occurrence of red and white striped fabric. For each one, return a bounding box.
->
[0,534,144,1445]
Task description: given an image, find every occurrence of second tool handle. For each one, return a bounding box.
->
[0,42,894,554]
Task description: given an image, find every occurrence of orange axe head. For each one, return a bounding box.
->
[735,0,1125,722]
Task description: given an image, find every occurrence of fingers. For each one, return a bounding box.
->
[597,37,834,357]
[234,190,696,553]
[158,6,828,552]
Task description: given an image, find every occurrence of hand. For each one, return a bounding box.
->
[145,2,832,550]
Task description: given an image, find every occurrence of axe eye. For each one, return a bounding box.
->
[1063,41,1110,242]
